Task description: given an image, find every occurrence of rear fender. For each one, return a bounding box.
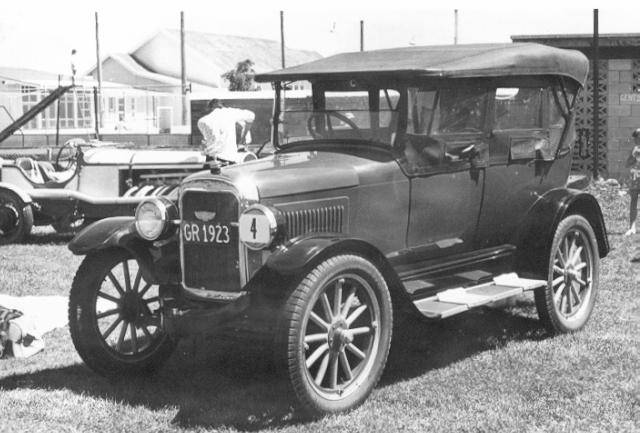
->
[0,182,31,204]
[514,188,609,277]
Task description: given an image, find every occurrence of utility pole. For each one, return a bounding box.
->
[360,20,364,51]
[94,11,103,131]
[454,10,459,44]
[592,8,600,179]
[280,11,286,68]
[180,11,188,126]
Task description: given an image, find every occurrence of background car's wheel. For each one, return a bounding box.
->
[278,255,393,416]
[51,215,85,234]
[69,248,176,376]
[0,189,33,245]
[535,215,599,334]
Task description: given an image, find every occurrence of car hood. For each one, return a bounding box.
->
[83,147,205,165]
[184,151,384,198]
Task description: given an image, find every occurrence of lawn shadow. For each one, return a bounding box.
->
[0,301,547,431]
[22,231,74,245]
[382,300,547,386]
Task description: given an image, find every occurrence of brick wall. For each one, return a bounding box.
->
[607,59,640,179]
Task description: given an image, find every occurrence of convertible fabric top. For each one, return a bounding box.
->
[255,43,589,87]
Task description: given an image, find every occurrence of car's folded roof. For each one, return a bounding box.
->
[255,43,589,87]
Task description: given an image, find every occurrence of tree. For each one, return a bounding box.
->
[221,59,257,91]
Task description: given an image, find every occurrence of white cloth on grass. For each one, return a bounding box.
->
[0,294,68,338]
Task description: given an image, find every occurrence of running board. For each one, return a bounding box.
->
[413,273,547,319]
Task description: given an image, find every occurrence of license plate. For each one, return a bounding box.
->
[182,221,232,244]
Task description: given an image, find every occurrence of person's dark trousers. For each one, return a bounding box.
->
[631,189,639,227]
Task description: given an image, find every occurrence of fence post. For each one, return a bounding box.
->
[93,86,100,140]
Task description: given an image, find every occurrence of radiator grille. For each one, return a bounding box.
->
[180,189,240,292]
[282,205,344,240]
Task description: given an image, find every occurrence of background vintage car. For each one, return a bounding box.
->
[0,141,209,244]
[66,43,609,417]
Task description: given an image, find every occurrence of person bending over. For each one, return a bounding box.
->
[197,99,255,162]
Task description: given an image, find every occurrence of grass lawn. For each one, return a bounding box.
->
[0,185,639,432]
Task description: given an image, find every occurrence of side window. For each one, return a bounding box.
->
[407,89,436,134]
[400,87,489,174]
[495,87,552,160]
[494,87,544,130]
[402,89,443,173]
[432,88,488,135]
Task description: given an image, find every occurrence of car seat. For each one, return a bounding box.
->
[15,157,44,184]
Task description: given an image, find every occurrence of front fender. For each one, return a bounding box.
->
[0,182,31,204]
[263,233,408,302]
[265,234,383,275]
[514,188,609,277]
[68,216,137,255]
[68,216,179,285]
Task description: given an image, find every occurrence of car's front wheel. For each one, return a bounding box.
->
[535,215,599,333]
[69,248,176,376]
[278,255,393,416]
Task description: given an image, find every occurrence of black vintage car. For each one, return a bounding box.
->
[68,43,609,416]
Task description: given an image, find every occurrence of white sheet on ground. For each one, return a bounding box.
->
[0,294,68,338]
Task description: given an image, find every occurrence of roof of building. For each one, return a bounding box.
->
[256,43,589,86]
[512,33,640,46]
[104,53,184,86]
[89,30,322,89]
[0,66,71,86]
[511,33,640,60]
[162,29,321,73]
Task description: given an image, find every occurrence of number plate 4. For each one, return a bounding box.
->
[239,213,272,245]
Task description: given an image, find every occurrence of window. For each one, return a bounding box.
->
[279,81,399,146]
[433,88,488,134]
[407,89,436,134]
[400,87,489,174]
[21,86,41,129]
[494,87,544,130]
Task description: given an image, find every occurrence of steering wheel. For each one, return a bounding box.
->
[306,111,363,139]
[55,139,84,170]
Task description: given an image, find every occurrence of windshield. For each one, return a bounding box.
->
[276,81,400,147]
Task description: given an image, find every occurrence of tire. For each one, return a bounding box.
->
[69,248,176,377]
[535,215,599,334]
[277,255,393,416]
[52,215,84,234]
[0,189,33,245]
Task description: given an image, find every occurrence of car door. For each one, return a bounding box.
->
[400,87,490,261]
[476,85,570,249]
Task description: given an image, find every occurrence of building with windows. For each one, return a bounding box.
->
[0,30,322,147]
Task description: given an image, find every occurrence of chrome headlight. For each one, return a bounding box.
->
[238,204,280,250]
[135,197,175,241]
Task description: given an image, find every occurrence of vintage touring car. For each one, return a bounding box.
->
[68,43,609,416]
[0,140,210,244]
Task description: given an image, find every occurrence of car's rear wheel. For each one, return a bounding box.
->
[69,248,176,376]
[535,215,599,333]
[278,255,393,416]
[0,189,33,245]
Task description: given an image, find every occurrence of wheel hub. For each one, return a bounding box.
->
[0,204,19,233]
[328,320,352,352]
[120,291,146,324]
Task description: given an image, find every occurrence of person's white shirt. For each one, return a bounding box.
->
[197,107,255,161]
